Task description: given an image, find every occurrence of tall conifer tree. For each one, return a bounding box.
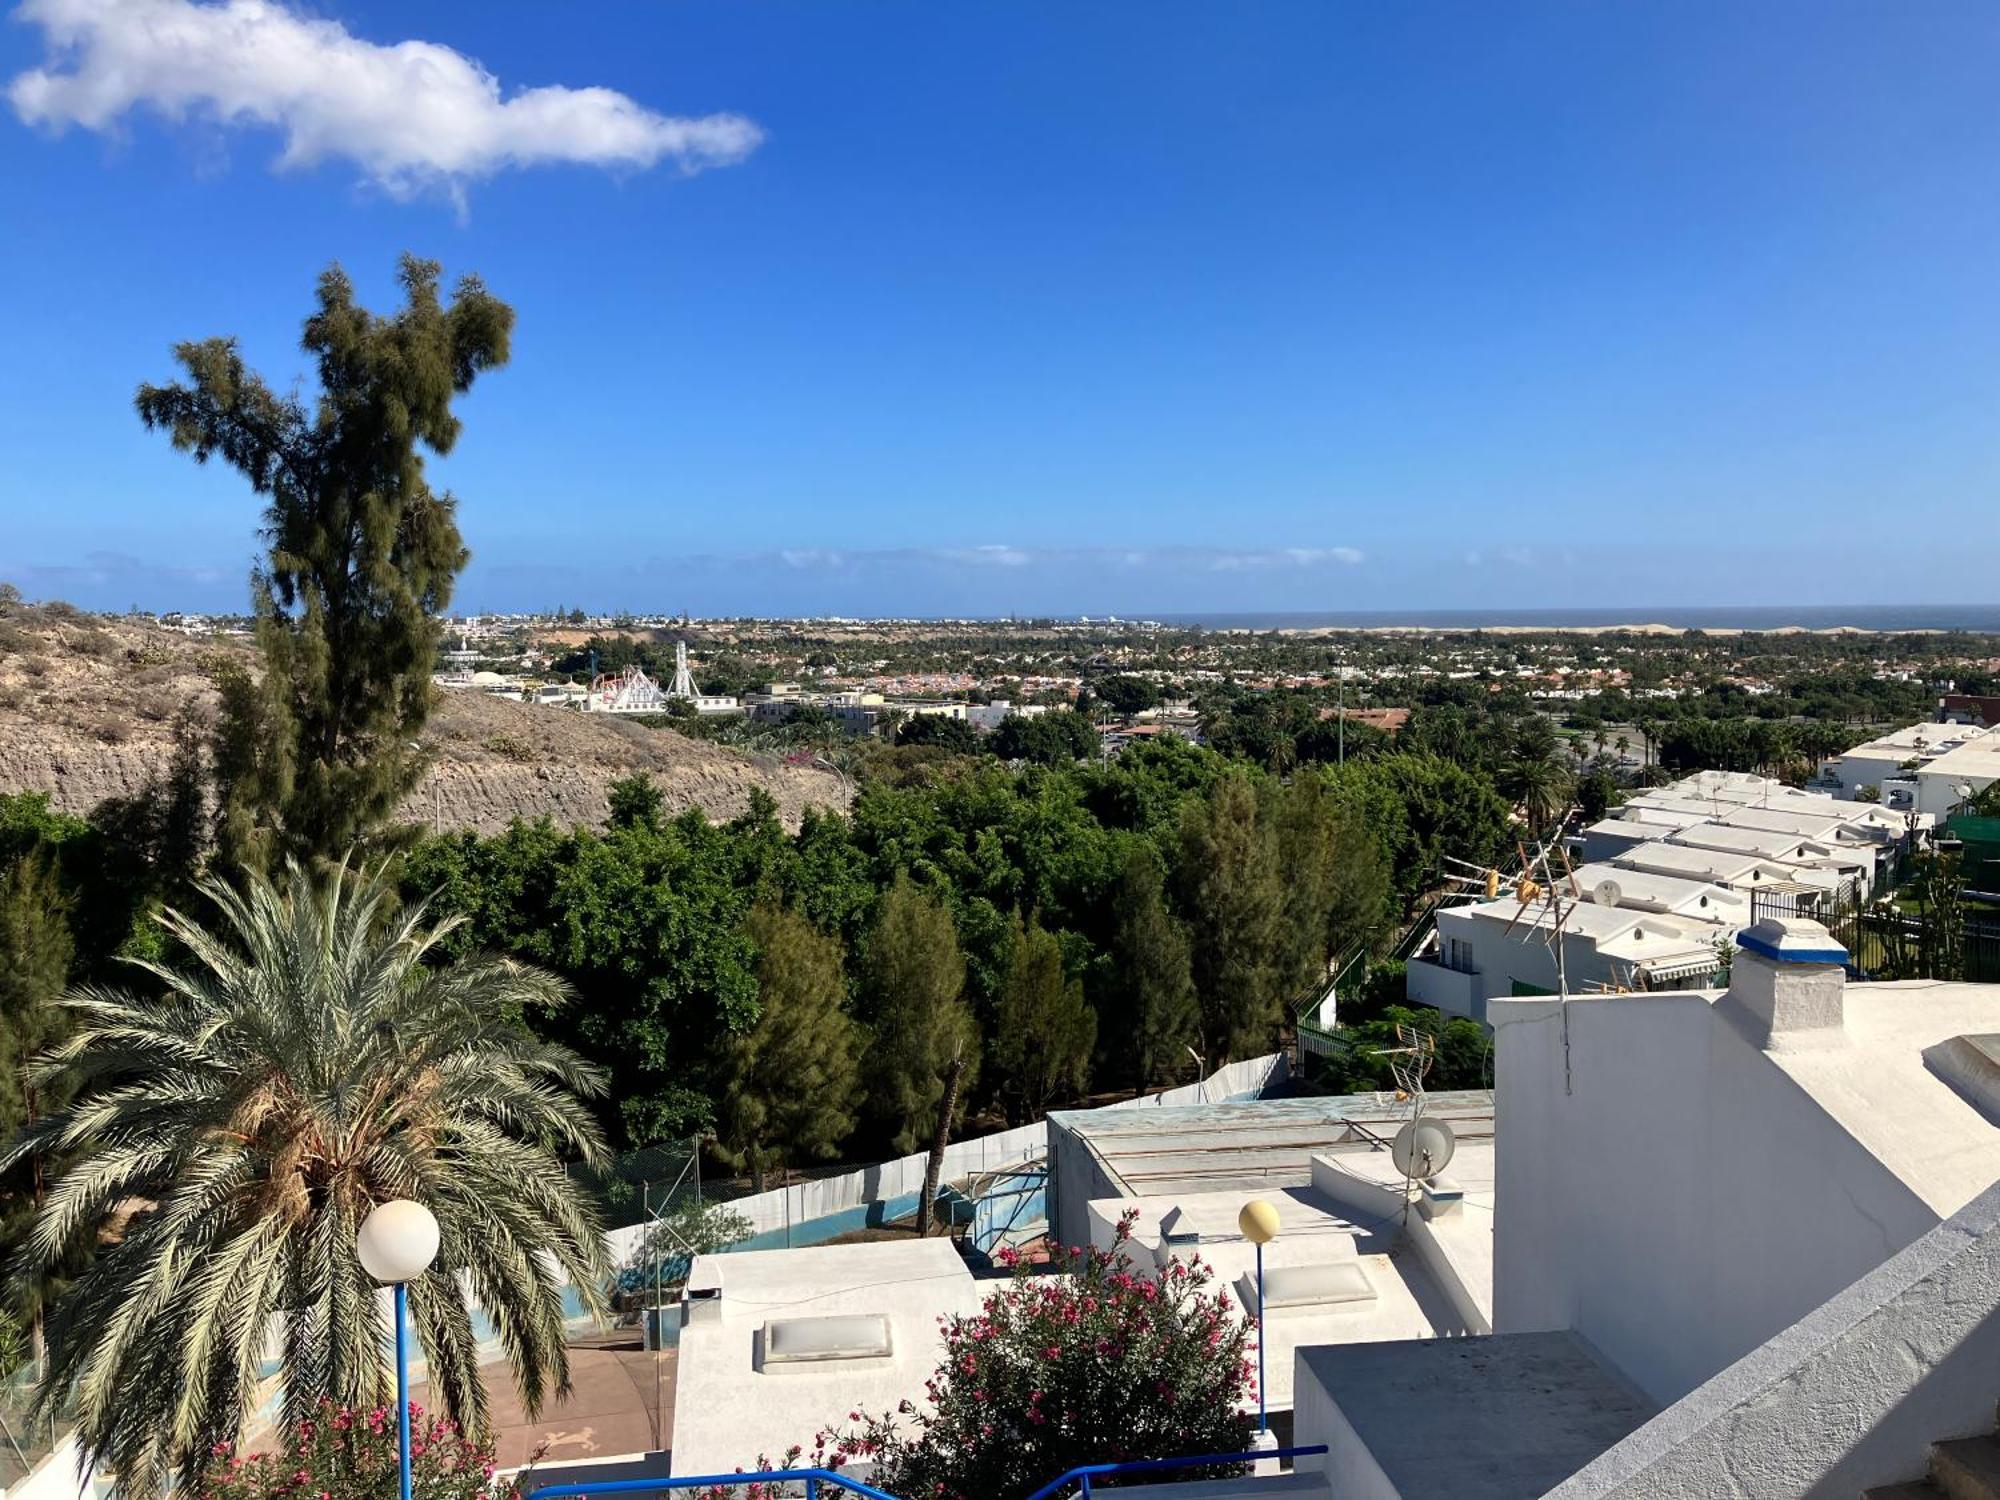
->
[861,874,976,1234]
[991,913,1095,1118]
[1176,772,1285,1060]
[1108,845,1198,1088]
[716,903,862,1191]
[137,255,513,870]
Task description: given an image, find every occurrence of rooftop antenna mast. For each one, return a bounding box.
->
[1504,838,1585,1094]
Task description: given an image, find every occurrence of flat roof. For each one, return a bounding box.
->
[1568,862,1749,918]
[670,1239,980,1477]
[1094,1184,1466,1408]
[1716,804,1890,839]
[1297,1332,1658,1500]
[1047,1092,1495,1200]
[1614,842,1834,888]
[1839,723,1998,758]
[1763,980,2000,1217]
[1667,823,1824,860]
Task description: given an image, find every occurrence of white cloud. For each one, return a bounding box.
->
[7,0,763,197]
[780,548,844,569]
[936,545,1032,567]
[1209,546,1366,571]
[737,544,1365,573]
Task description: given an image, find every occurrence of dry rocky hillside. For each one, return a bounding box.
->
[0,608,848,833]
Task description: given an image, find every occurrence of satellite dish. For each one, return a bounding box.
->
[1594,879,1624,909]
[1391,1117,1457,1182]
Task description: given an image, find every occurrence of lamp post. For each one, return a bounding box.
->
[1237,1200,1281,1436]
[358,1200,441,1500]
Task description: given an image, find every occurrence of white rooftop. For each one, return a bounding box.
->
[669,1239,981,1477]
[1569,862,1750,921]
[1761,979,2000,1217]
[1612,841,1839,891]
[1665,822,1845,862]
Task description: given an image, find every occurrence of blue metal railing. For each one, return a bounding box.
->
[1020,1444,1329,1499]
[525,1444,1329,1500]
[528,1470,900,1499]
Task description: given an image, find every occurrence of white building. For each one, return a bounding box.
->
[669,1239,981,1478]
[1291,921,2000,1498]
[1814,721,2000,816]
[1411,892,1734,1022]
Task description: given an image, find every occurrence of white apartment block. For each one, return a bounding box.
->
[1813,720,2000,817]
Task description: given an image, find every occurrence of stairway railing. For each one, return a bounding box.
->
[524,1443,1331,1500]
[1021,1444,1329,1498]
[528,1470,899,1499]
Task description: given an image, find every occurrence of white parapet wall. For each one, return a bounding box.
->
[1544,1176,2000,1500]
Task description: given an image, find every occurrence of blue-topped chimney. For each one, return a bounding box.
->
[1723,916,1850,1050]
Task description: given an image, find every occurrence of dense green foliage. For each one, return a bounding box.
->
[5,862,609,1497]
[396,740,1436,1166]
[138,256,512,870]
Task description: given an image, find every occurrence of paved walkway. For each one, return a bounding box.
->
[435,1336,676,1475]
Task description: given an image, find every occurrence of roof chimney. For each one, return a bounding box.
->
[1721,917,1849,1051]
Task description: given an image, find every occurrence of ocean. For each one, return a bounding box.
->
[1151,605,2000,633]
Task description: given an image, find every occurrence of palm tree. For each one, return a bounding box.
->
[1502,752,1575,837]
[4,861,611,1498]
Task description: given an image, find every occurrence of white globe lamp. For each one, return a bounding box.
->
[358,1199,440,1285]
[357,1198,439,1500]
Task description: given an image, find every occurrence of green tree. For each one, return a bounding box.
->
[860,875,976,1232]
[1269,774,1391,1003]
[715,903,863,1191]
[990,914,1095,1119]
[607,773,665,831]
[1175,772,1284,1059]
[895,715,980,754]
[1107,845,1198,1088]
[1500,748,1573,836]
[138,256,514,871]
[1091,675,1161,715]
[5,860,608,1497]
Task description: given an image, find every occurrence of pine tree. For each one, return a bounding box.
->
[1108,845,1198,1088]
[137,255,514,871]
[1175,772,1285,1060]
[861,874,976,1233]
[1269,774,1391,1004]
[716,903,863,1192]
[991,913,1095,1119]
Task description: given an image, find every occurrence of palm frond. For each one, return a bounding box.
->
[10,857,611,1498]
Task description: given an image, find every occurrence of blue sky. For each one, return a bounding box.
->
[3,1,1999,617]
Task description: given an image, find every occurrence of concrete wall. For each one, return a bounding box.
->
[1293,1372,1398,1500]
[608,1053,1290,1262]
[1490,991,1938,1405]
[1546,1178,2000,1500]
[1,1437,91,1500]
[1404,956,1483,1022]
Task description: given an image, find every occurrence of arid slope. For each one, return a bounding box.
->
[0,611,847,832]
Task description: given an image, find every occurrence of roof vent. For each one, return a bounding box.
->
[1159,1206,1200,1246]
[1238,1262,1377,1314]
[1923,1034,2000,1126]
[761,1314,894,1367]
